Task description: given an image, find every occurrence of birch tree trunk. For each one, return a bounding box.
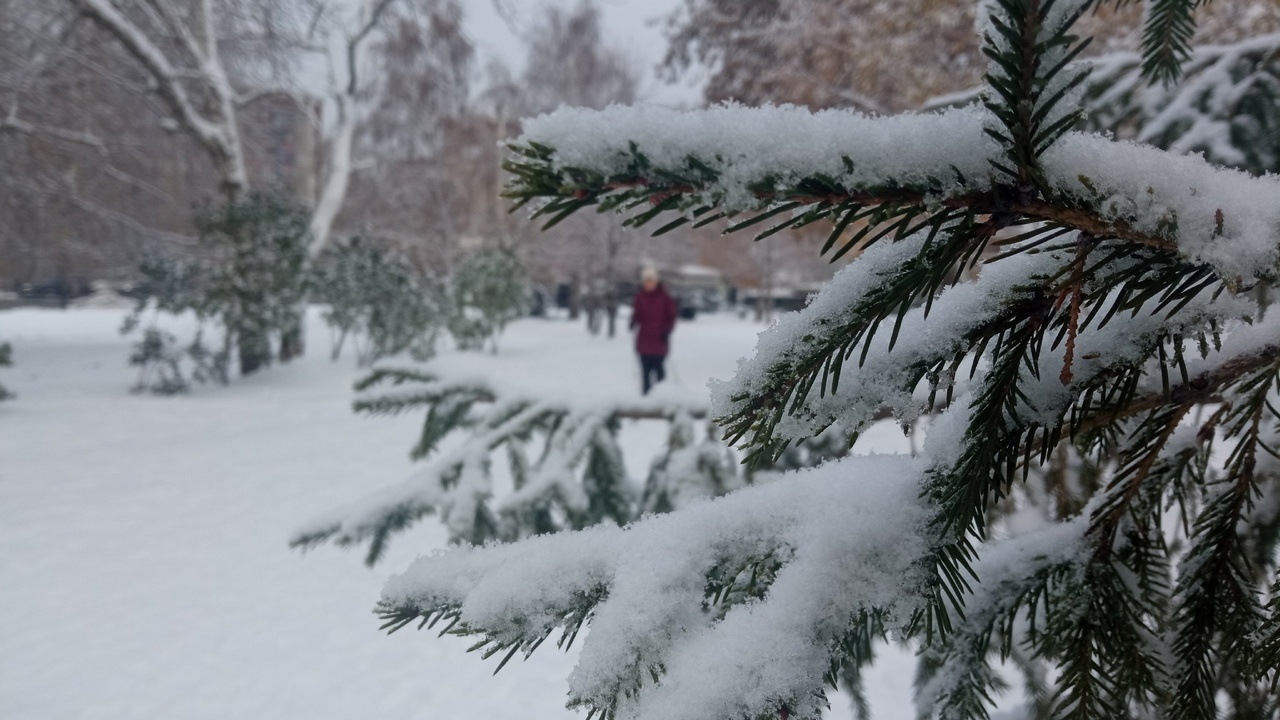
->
[281,0,397,361]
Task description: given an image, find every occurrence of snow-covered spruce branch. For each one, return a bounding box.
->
[506,4,1277,290]
[371,323,1278,719]
[1089,32,1280,176]
[506,104,1279,286]
[355,2,1280,717]
[374,451,931,720]
[356,278,1278,720]
[711,231,1257,462]
[291,365,737,564]
[928,33,1280,176]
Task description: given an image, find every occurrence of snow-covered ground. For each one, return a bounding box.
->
[0,307,920,720]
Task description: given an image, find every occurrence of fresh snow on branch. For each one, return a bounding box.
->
[291,363,735,563]
[1041,133,1280,284]
[379,450,931,720]
[514,103,1280,284]
[715,225,1259,445]
[1087,33,1280,174]
[336,3,1280,716]
[519,103,999,208]
[928,33,1280,177]
[711,237,1061,442]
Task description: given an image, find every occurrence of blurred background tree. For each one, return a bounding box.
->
[3,0,1278,384]
[661,0,1280,114]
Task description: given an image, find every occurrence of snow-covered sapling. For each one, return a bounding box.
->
[120,253,229,395]
[313,238,443,366]
[121,193,310,391]
[445,246,526,353]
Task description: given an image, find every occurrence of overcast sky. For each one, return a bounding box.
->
[461,0,704,106]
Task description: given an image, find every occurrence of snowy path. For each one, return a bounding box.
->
[0,308,918,720]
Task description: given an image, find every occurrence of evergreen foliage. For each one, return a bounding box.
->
[121,192,311,392]
[445,246,527,353]
[120,253,229,395]
[1084,32,1280,175]
[291,366,739,565]
[124,326,228,395]
[934,32,1280,175]
[313,238,443,366]
[195,192,310,376]
[316,1,1280,718]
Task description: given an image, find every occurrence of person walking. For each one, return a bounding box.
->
[630,268,677,395]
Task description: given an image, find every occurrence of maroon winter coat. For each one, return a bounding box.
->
[630,285,677,356]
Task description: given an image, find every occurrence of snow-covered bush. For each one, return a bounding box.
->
[121,253,229,394]
[313,238,443,366]
[121,193,310,391]
[125,326,227,395]
[196,192,310,375]
[315,1,1280,718]
[292,366,741,564]
[445,246,526,353]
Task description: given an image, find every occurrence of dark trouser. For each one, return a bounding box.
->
[639,354,666,395]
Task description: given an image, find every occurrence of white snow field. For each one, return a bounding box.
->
[0,306,922,720]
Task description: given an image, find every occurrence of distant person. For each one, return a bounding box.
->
[630,268,677,395]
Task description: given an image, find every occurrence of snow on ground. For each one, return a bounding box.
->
[0,306,920,720]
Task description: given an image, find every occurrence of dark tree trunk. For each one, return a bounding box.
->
[568,273,582,320]
[278,310,305,362]
[238,327,271,376]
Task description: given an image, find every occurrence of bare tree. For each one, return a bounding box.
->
[0,0,470,366]
[67,0,252,198]
[0,2,206,290]
[521,0,637,114]
[336,0,474,276]
[661,0,1280,113]
[61,0,422,259]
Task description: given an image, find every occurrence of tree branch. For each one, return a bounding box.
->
[346,0,397,96]
[1,114,106,153]
[70,0,247,195]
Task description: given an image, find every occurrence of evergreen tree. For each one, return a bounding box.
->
[640,410,741,515]
[315,2,1279,718]
[445,245,527,353]
[121,193,310,391]
[196,193,310,376]
[120,253,229,395]
[313,238,443,366]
